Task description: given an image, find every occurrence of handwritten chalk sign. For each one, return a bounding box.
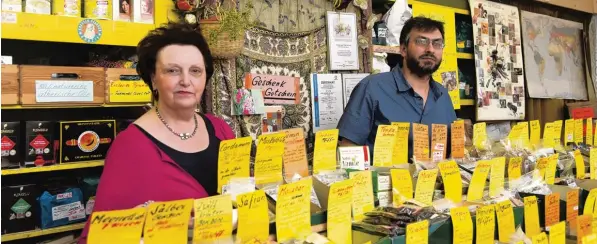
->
[88,208,147,244]
[193,195,233,243]
[217,137,252,193]
[244,73,300,105]
[35,80,94,102]
[143,199,193,244]
[109,80,152,103]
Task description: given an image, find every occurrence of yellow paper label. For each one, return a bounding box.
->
[475,205,495,244]
[519,122,530,148]
[508,123,523,147]
[88,208,146,244]
[438,160,462,203]
[431,124,447,162]
[584,189,597,216]
[565,119,575,145]
[391,122,410,164]
[524,196,541,237]
[193,195,233,243]
[473,122,487,150]
[327,179,354,244]
[281,128,309,178]
[390,169,414,207]
[217,137,252,193]
[406,220,428,244]
[536,157,549,180]
[236,190,269,243]
[467,160,491,201]
[548,221,566,244]
[254,132,286,184]
[552,120,563,148]
[543,122,554,148]
[531,232,548,244]
[591,148,597,179]
[414,169,438,205]
[276,178,312,243]
[144,199,193,244]
[567,190,580,230]
[374,125,398,166]
[413,123,429,161]
[584,234,597,244]
[508,157,523,183]
[490,157,506,197]
[530,120,541,146]
[577,215,593,244]
[545,193,560,228]
[576,150,586,179]
[108,80,152,103]
[576,119,585,144]
[588,118,594,146]
[496,200,515,243]
[450,207,473,244]
[313,129,339,173]
[349,171,375,221]
[545,153,558,184]
[451,120,465,158]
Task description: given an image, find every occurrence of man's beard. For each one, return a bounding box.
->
[405,53,441,77]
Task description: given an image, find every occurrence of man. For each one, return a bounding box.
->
[337,16,457,162]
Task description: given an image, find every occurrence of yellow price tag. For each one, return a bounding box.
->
[144,199,193,244]
[327,179,354,244]
[313,129,339,173]
[88,208,146,244]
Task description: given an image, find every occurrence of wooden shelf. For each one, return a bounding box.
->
[2,161,104,175]
[1,223,85,241]
[1,104,148,110]
[461,99,475,106]
[457,53,473,59]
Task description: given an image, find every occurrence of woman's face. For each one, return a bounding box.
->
[121,0,130,14]
[152,44,207,110]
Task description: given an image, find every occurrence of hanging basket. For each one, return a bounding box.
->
[199,19,245,59]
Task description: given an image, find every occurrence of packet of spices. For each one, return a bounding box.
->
[24,121,55,167]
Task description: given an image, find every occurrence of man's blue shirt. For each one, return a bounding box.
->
[337,66,457,162]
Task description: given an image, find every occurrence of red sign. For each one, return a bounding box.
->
[29,135,49,149]
[1,136,15,151]
[571,107,594,119]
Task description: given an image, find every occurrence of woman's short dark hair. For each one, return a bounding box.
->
[136,22,214,100]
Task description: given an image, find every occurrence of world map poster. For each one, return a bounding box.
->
[469,0,525,121]
[521,11,587,100]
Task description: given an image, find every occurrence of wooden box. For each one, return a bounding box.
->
[1,65,20,105]
[19,65,105,106]
[104,68,152,104]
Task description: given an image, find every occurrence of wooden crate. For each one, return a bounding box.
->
[19,65,105,106]
[1,64,20,105]
[104,68,152,104]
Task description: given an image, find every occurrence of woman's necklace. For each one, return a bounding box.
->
[155,107,198,140]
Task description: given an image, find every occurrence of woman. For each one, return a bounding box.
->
[78,22,235,243]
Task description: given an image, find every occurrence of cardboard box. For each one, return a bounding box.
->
[1,184,40,234]
[59,120,116,163]
[1,121,21,169]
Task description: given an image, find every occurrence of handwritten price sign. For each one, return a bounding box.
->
[144,199,193,244]
[88,208,147,244]
[193,195,233,243]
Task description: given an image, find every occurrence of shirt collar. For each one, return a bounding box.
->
[392,65,444,99]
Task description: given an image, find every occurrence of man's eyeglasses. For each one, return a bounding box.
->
[413,37,445,49]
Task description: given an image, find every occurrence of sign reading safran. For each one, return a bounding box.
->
[244,73,300,105]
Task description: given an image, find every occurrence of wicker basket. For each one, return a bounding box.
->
[199,19,245,59]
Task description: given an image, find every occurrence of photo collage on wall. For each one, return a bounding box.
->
[469,0,525,121]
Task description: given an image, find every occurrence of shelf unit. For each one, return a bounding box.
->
[2,161,104,175]
[2,104,147,110]
[1,223,86,242]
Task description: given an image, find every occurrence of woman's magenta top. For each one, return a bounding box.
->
[78,113,235,243]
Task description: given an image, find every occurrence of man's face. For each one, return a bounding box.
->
[401,29,444,77]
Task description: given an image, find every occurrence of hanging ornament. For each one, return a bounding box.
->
[353,0,368,11]
[176,0,192,11]
[357,35,369,49]
[185,13,197,24]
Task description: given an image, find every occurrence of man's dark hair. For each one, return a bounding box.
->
[399,16,445,46]
[136,22,214,101]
